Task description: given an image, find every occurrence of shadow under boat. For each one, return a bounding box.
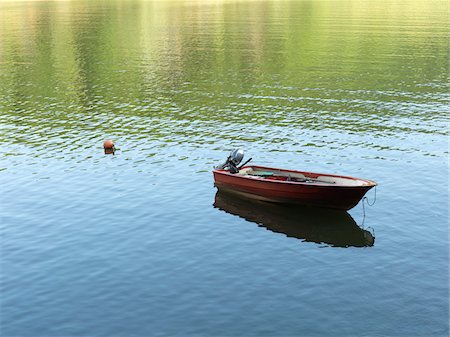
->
[214,189,375,248]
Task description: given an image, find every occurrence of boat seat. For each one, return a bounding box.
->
[248,171,274,177]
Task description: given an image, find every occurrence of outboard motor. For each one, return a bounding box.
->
[216,149,252,174]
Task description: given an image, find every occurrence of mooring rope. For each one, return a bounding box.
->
[365,185,377,206]
[361,186,377,227]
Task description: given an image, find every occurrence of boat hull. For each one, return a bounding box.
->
[213,166,376,211]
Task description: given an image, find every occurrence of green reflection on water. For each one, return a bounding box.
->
[0,0,448,151]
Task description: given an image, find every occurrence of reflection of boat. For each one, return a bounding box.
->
[214,190,375,248]
[213,150,377,210]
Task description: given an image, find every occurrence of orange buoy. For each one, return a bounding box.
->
[103,139,115,150]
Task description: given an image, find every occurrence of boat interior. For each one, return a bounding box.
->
[237,166,371,186]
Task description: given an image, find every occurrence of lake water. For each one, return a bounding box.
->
[1,0,448,336]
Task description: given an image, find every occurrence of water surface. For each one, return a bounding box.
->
[1,0,448,336]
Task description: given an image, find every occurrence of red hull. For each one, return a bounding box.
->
[213,166,376,210]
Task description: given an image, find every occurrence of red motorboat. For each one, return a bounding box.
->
[213,149,377,211]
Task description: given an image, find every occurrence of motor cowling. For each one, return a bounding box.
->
[229,149,244,166]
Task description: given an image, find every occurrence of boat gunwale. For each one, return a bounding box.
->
[213,165,377,188]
